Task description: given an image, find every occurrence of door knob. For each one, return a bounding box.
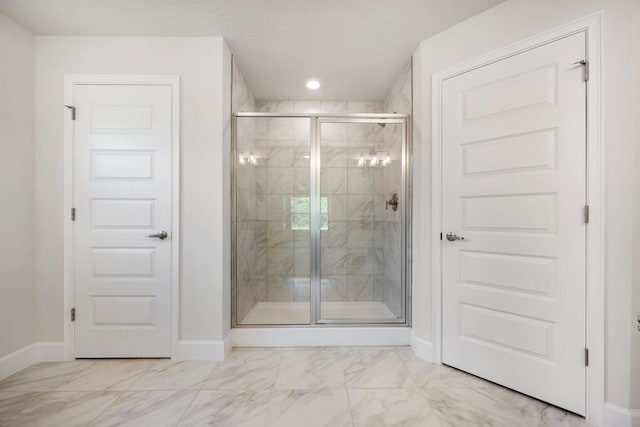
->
[146,230,168,240]
[446,232,464,242]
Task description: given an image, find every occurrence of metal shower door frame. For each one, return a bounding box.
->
[232,112,411,328]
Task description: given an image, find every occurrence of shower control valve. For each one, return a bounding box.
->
[386,193,399,212]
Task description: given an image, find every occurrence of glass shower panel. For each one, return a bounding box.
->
[234,116,311,325]
[318,120,404,321]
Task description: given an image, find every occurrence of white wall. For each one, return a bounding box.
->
[0,14,36,358]
[410,43,427,346]
[34,36,229,347]
[631,0,640,414]
[411,0,638,417]
[222,42,232,338]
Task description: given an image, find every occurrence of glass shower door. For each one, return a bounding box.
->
[316,119,407,323]
[233,116,311,325]
[233,113,409,327]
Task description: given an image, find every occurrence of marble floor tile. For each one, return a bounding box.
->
[202,350,281,390]
[55,359,157,391]
[0,390,119,427]
[421,387,531,427]
[267,388,352,427]
[275,348,345,389]
[0,348,593,427]
[348,388,444,427]
[478,384,592,427]
[528,405,592,427]
[92,390,197,427]
[130,360,216,390]
[0,361,96,391]
[341,349,415,389]
[396,348,489,388]
[177,390,271,427]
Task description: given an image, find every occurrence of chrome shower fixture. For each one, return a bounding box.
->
[386,193,399,212]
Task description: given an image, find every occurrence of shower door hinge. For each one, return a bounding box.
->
[584,348,589,366]
[71,208,76,221]
[64,104,76,120]
[574,60,589,82]
[584,205,589,224]
[71,308,76,322]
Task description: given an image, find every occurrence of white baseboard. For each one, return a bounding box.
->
[175,340,227,361]
[230,327,411,348]
[0,344,38,381]
[0,342,65,381]
[410,330,434,362]
[604,403,640,427]
[35,342,66,362]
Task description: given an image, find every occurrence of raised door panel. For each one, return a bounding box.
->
[441,32,586,415]
[74,84,173,358]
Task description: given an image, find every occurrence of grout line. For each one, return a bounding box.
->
[346,386,426,390]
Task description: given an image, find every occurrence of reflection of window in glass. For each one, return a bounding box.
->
[291,197,328,230]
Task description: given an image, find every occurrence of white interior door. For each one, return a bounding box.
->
[441,32,587,415]
[74,84,173,358]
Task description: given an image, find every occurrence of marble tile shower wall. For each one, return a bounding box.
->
[253,100,397,306]
[381,60,412,317]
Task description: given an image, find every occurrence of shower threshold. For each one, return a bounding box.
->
[240,301,397,325]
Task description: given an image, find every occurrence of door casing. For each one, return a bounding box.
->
[431,13,603,425]
[63,75,181,360]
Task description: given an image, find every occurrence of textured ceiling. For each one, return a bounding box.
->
[0,0,505,100]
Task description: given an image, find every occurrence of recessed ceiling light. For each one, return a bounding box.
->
[306,80,321,90]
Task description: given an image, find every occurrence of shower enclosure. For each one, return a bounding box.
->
[232,113,410,326]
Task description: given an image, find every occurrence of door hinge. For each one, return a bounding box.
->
[574,60,589,82]
[71,208,76,221]
[64,104,76,120]
[585,348,589,366]
[71,308,76,322]
[584,205,590,224]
